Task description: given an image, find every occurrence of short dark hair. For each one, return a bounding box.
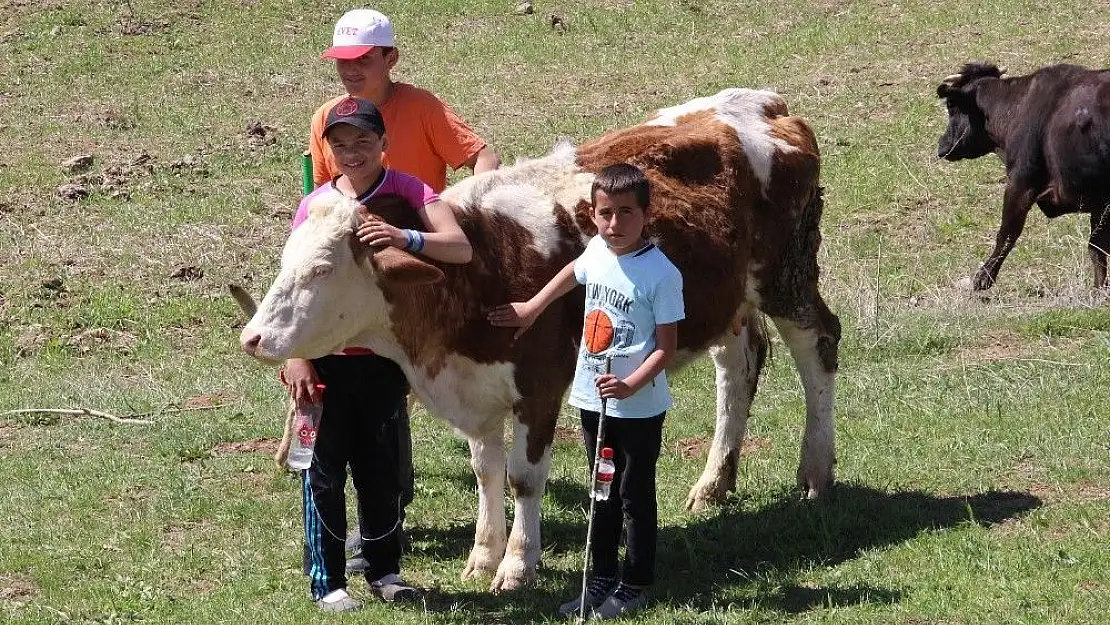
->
[591,163,650,209]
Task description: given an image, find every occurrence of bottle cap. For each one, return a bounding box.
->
[600,447,614,459]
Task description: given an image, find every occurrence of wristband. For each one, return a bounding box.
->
[403,229,425,253]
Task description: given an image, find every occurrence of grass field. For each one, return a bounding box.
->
[1,0,1108,623]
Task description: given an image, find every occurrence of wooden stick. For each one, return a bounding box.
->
[125,403,230,419]
[0,408,154,425]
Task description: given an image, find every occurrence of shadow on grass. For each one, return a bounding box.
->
[408,481,1041,623]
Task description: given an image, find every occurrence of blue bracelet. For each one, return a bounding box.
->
[412,230,425,252]
[403,229,416,251]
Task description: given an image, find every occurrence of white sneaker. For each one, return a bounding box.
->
[558,577,616,617]
[315,588,361,612]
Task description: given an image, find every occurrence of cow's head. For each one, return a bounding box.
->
[935,62,1006,161]
[239,193,443,363]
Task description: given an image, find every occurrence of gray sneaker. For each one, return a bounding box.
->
[591,584,647,620]
[369,573,422,603]
[558,577,616,617]
[345,552,369,574]
[315,589,362,612]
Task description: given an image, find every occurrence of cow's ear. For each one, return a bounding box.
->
[371,246,445,286]
[937,83,964,100]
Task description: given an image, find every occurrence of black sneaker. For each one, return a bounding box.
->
[369,573,422,603]
[591,584,648,619]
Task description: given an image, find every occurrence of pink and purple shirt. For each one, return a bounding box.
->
[291,168,440,231]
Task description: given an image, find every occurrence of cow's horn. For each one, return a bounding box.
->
[228,283,258,319]
[942,73,963,84]
[997,66,1007,76]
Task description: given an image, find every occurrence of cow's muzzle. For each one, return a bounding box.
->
[240,327,264,357]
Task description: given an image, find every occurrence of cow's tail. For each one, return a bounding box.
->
[736,304,772,366]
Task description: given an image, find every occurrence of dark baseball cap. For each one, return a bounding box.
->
[322,97,386,138]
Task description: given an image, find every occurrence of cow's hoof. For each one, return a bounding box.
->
[797,468,834,500]
[971,271,995,291]
[684,479,730,512]
[489,556,534,592]
[462,547,500,581]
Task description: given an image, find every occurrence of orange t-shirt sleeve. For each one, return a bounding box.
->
[309,98,343,187]
[420,95,487,171]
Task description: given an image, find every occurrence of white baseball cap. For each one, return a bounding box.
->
[321,9,395,60]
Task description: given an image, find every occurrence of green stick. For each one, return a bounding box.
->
[301,150,313,196]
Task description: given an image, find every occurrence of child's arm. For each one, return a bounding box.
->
[487,260,579,340]
[595,322,678,400]
[357,199,472,264]
[282,358,322,404]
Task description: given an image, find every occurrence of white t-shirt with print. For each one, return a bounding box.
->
[567,236,685,418]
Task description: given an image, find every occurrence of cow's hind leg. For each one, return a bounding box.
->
[1088,202,1110,288]
[462,428,508,581]
[770,295,841,499]
[686,307,768,512]
[491,413,555,591]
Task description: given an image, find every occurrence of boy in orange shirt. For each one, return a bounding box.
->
[298,6,500,577]
[309,8,500,192]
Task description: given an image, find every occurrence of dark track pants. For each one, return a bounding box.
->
[580,410,666,587]
[302,354,407,599]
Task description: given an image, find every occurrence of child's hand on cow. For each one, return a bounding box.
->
[595,374,634,400]
[357,215,405,249]
[487,302,538,341]
[283,358,323,404]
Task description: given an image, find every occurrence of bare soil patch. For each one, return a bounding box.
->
[956,329,1028,362]
[553,424,579,444]
[674,435,771,459]
[0,573,38,602]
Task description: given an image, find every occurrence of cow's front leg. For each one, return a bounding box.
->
[972,183,1036,290]
[772,297,841,500]
[492,417,554,591]
[686,310,767,512]
[462,430,507,581]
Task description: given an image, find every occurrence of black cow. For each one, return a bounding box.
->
[936,62,1110,290]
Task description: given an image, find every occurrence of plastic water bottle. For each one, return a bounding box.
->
[286,384,326,471]
[592,447,616,501]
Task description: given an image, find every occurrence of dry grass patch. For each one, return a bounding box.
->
[211,437,279,457]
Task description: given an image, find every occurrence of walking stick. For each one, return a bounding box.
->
[577,356,613,625]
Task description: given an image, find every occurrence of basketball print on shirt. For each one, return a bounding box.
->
[583,308,614,354]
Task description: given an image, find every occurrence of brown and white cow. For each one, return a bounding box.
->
[239,88,841,591]
[937,62,1110,290]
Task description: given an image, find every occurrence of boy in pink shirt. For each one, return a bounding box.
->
[284,97,471,612]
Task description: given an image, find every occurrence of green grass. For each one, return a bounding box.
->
[2,0,1109,623]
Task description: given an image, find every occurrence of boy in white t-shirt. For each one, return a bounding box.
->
[487,163,684,620]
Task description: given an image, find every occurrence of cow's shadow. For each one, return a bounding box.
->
[408,481,1041,622]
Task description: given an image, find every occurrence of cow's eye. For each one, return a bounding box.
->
[311,264,333,279]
